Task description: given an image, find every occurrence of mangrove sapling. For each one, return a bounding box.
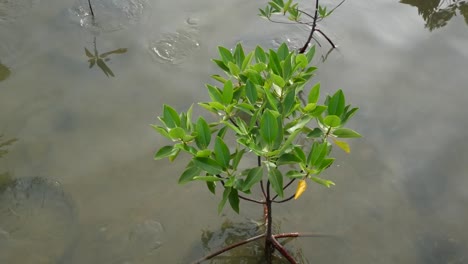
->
[153,43,360,263]
[152,1,357,263]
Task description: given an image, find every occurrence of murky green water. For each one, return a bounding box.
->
[1,0,467,263]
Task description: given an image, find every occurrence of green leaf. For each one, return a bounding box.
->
[269,167,284,197]
[308,83,320,104]
[211,74,227,84]
[264,87,279,112]
[307,142,329,167]
[195,117,211,149]
[323,115,341,127]
[196,149,212,158]
[218,46,234,65]
[217,126,228,139]
[207,181,216,194]
[154,145,177,160]
[271,73,285,87]
[193,157,223,175]
[295,54,308,68]
[332,128,361,138]
[311,176,335,188]
[151,125,170,139]
[218,187,231,214]
[307,128,323,138]
[242,167,264,191]
[178,165,202,184]
[305,45,316,63]
[228,61,240,76]
[214,137,230,169]
[282,88,296,116]
[277,43,289,61]
[255,46,267,63]
[169,127,186,140]
[206,84,223,103]
[308,105,327,117]
[260,109,279,147]
[228,189,240,213]
[286,170,305,179]
[241,51,254,71]
[162,104,181,128]
[327,89,345,116]
[232,149,245,170]
[233,43,245,68]
[282,53,293,80]
[193,176,222,182]
[212,59,229,72]
[268,50,282,75]
[277,153,302,165]
[222,80,234,105]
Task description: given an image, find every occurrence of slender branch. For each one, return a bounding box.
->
[299,0,319,53]
[272,178,296,201]
[328,0,346,15]
[298,9,316,20]
[270,236,297,264]
[274,232,334,239]
[272,193,295,203]
[191,234,266,264]
[239,195,265,204]
[87,0,95,18]
[316,29,336,48]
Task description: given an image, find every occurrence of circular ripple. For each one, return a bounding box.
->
[149,28,200,64]
[0,176,78,264]
[68,0,149,33]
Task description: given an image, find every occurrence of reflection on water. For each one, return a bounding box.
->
[85,36,128,77]
[400,0,468,30]
[69,0,149,33]
[0,0,39,24]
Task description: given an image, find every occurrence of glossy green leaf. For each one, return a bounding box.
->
[282,88,296,116]
[277,153,302,165]
[332,128,361,138]
[228,61,240,76]
[207,181,216,194]
[151,125,170,139]
[193,176,222,182]
[233,43,245,68]
[154,145,177,160]
[277,43,289,61]
[218,46,234,65]
[206,84,223,103]
[241,51,254,71]
[255,46,267,63]
[260,109,279,146]
[195,117,211,149]
[223,80,234,105]
[196,149,212,158]
[327,89,345,116]
[293,146,306,162]
[212,59,229,72]
[286,170,305,179]
[268,50,282,75]
[307,141,328,167]
[323,115,341,127]
[305,45,316,63]
[295,54,308,68]
[228,189,240,213]
[178,165,202,184]
[308,83,320,104]
[163,104,180,128]
[271,73,285,87]
[269,167,284,197]
[242,167,263,191]
[169,127,186,140]
[307,128,323,138]
[308,105,327,117]
[218,187,231,214]
[311,176,335,187]
[214,137,230,169]
[211,74,227,84]
[193,157,223,175]
[232,149,245,170]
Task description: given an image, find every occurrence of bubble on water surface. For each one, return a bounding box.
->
[149,28,200,64]
[0,177,78,264]
[68,0,149,33]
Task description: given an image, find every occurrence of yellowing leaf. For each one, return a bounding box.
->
[294,179,307,200]
[333,139,350,153]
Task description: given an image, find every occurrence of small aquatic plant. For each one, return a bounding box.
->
[152,0,359,263]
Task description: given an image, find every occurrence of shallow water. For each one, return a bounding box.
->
[1,0,467,263]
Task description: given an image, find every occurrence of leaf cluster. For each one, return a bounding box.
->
[259,0,337,23]
[153,43,360,213]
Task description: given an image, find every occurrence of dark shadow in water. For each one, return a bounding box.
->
[0,62,11,82]
[0,135,17,190]
[192,218,311,263]
[84,36,127,78]
[416,234,467,263]
[400,0,468,30]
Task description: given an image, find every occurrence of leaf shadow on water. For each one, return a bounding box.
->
[0,61,11,82]
[84,36,128,78]
[399,0,468,30]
